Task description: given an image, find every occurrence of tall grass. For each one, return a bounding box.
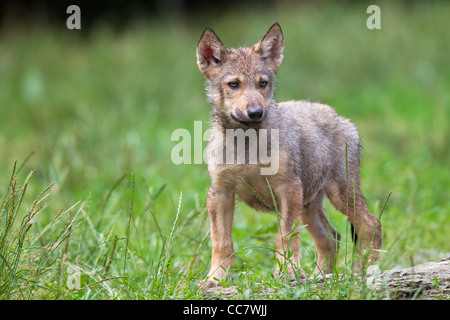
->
[0,162,83,298]
[0,163,201,299]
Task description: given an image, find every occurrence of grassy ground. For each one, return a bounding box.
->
[0,2,449,299]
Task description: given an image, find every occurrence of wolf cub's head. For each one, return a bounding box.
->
[196,23,284,128]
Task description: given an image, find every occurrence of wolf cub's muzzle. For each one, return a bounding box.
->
[230,107,266,126]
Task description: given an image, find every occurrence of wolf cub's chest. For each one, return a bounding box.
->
[214,163,281,212]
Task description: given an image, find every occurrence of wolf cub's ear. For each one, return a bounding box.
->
[196,28,227,77]
[254,22,284,71]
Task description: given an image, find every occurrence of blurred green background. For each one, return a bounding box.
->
[0,0,449,299]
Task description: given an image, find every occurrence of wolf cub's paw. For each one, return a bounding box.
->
[198,278,222,290]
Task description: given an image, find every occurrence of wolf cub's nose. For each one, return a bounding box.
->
[247,107,264,121]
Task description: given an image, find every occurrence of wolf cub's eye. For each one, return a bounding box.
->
[259,80,268,89]
[228,81,239,88]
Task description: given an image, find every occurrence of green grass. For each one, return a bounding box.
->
[0,1,449,299]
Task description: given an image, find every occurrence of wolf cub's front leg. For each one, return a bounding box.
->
[203,185,235,289]
[273,179,305,280]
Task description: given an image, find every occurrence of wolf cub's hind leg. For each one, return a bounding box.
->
[326,180,382,270]
[302,190,341,275]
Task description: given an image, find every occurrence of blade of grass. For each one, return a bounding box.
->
[123,173,135,275]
